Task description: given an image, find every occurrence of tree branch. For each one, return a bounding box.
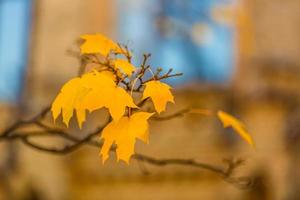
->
[151,108,190,121]
[0,107,252,188]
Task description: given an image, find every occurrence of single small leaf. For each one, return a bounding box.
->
[217,110,254,146]
[142,80,174,113]
[114,59,136,76]
[100,112,153,163]
[80,34,122,56]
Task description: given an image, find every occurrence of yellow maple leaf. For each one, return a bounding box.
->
[51,71,137,128]
[100,70,117,81]
[100,112,153,163]
[217,110,254,146]
[80,34,122,56]
[82,85,137,121]
[51,77,90,128]
[142,80,174,113]
[114,59,136,76]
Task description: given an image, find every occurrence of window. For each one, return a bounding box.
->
[0,0,32,102]
[117,0,237,84]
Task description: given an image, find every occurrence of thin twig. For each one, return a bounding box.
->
[151,108,190,121]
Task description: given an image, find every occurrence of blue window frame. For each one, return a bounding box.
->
[0,0,32,102]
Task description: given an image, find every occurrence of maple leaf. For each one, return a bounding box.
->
[80,71,137,120]
[114,59,136,76]
[100,112,153,163]
[142,80,174,113]
[80,34,122,56]
[51,71,137,128]
[100,70,117,81]
[217,110,254,146]
[51,77,90,128]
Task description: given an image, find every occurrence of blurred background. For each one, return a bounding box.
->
[1,0,300,199]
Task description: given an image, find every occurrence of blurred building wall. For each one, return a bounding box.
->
[1,0,300,200]
[25,0,118,110]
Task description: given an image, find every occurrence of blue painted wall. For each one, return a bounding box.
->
[0,0,32,102]
[117,0,236,85]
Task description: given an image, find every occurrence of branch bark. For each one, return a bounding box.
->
[0,107,252,188]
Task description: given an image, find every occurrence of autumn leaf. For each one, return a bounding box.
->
[82,85,137,121]
[82,71,137,121]
[80,70,137,120]
[217,110,254,146]
[98,70,117,81]
[100,112,153,163]
[142,80,174,113]
[80,34,122,56]
[51,71,137,128]
[51,77,90,128]
[114,59,136,76]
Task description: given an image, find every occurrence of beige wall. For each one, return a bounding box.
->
[25,0,118,109]
[1,0,300,199]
